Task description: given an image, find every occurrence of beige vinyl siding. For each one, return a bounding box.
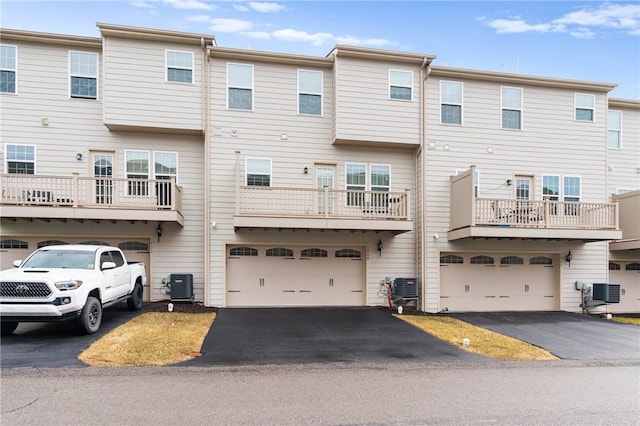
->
[102,37,204,132]
[334,57,420,146]
[208,58,417,307]
[607,103,640,193]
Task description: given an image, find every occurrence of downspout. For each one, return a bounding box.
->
[418,58,429,312]
[203,38,211,306]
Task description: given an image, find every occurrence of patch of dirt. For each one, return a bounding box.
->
[144,301,217,314]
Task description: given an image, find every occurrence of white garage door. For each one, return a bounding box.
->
[440,253,558,312]
[226,245,365,307]
[609,261,640,314]
[0,239,32,270]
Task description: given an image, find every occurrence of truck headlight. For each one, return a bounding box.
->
[54,280,83,290]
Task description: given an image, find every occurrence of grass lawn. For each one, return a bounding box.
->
[611,316,640,326]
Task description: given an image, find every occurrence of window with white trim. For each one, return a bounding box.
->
[346,163,366,206]
[246,158,271,186]
[0,45,17,93]
[542,175,581,215]
[575,93,594,121]
[501,86,522,129]
[389,69,412,100]
[608,110,622,149]
[345,163,390,207]
[440,81,462,125]
[125,150,149,196]
[298,69,322,115]
[154,151,177,206]
[69,51,98,99]
[228,63,253,110]
[5,144,35,174]
[166,50,193,83]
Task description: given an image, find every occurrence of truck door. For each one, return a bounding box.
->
[108,250,131,297]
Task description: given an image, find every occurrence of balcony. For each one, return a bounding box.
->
[610,190,640,251]
[0,174,184,225]
[448,167,621,241]
[234,186,412,233]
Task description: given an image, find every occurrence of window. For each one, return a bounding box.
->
[575,93,594,121]
[543,174,581,215]
[5,144,35,174]
[346,163,366,206]
[166,50,193,83]
[228,63,253,110]
[155,151,178,206]
[335,249,362,258]
[0,239,28,249]
[229,247,258,256]
[501,86,522,129]
[470,255,494,265]
[246,158,271,186]
[345,163,391,207]
[37,240,69,248]
[530,256,553,265]
[69,51,98,99]
[298,70,322,115]
[440,81,462,125]
[118,241,149,251]
[266,248,294,257]
[440,255,464,264]
[0,45,17,93]
[389,69,412,100]
[80,240,109,246]
[301,248,327,258]
[125,150,149,196]
[501,256,524,265]
[608,110,622,148]
[609,262,621,271]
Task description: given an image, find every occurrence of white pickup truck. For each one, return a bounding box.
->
[0,245,146,335]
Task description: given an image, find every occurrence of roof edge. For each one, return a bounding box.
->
[329,45,435,65]
[608,97,640,109]
[97,23,215,46]
[211,47,334,68]
[0,28,101,49]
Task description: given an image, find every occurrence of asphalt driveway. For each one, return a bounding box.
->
[450,311,640,360]
[183,307,487,366]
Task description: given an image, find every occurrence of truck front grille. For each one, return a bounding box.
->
[0,281,52,299]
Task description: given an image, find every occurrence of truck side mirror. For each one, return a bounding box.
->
[101,261,117,270]
[13,260,22,268]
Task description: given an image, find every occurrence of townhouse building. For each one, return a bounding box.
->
[1,24,638,313]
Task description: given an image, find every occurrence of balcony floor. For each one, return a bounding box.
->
[448,225,622,242]
[233,215,413,234]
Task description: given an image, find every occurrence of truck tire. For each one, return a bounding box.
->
[78,296,102,334]
[127,281,143,311]
[1,321,19,336]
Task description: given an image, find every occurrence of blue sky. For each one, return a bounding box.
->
[2,1,639,99]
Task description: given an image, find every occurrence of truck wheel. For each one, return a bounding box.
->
[1,321,19,336]
[127,282,143,311]
[78,296,102,334]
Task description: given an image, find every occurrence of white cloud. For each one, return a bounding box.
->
[245,31,272,39]
[130,0,156,8]
[162,0,213,10]
[210,18,254,33]
[248,2,286,13]
[569,28,599,39]
[272,29,334,46]
[482,18,565,34]
[234,4,250,12]
[186,15,211,23]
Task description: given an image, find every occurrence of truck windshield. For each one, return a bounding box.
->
[21,250,96,269]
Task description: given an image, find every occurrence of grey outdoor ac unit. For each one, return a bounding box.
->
[393,278,421,299]
[169,273,194,302]
[592,283,621,304]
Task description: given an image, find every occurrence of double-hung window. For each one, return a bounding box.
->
[125,150,149,197]
[440,81,462,125]
[0,45,17,94]
[298,70,322,115]
[228,63,253,110]
[608,110,622,149]
[346,163,391,208]
[389,69,412,101]
[5,144,35,174]
[166,50,193,83]
[542,175,581,215]
[69,51,98,99]
[501,86,522,129]
[346,163,366,206]
[575,93,595,121]
[246,158,271,186]
[154,151,178,206]
[370,165,390,208]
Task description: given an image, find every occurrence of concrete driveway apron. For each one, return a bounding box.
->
[184,307,488,366]
[450,311,640,360]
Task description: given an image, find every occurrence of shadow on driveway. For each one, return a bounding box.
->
[183,307,488,366]
[450,311,640,360]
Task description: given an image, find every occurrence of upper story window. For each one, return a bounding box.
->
[575,93,595,121]
[69,51,98,99]
[228,63,253,110]
[5,144,35,174]
[389,69,412,101]
[246,158,271,186]
[608,110,622,149]
[166,50,193,83]
[440,81,462,125]
[298,69,322,115]
[0,45,17,94]
[501,86,522,129]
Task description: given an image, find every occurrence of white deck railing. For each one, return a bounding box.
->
[0,174,181,211]
[474,198,618,229]
[237,186,410,220]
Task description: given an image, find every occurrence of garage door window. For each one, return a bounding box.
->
[80,240,109,246]
[1,239,28,249]
[609,262,621,270]
[501,256,524,265]
[301,248,327,258]
[266,247,294,257]
[440,255,464,264]
[531,256,553,265]
[627,263,640,271]
[119,241,149,251]
[38,240,69,248]
[230,247,258,256]
[471,255,494,265]
[335,249,361,258]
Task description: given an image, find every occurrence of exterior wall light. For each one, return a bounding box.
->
[377,239,383,256]
[156,223,163,242]
[565,250,572,267]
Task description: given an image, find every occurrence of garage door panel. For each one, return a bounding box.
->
[609,263,640,313]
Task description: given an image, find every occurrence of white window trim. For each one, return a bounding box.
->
[541,174,581,201]
[153,151,179,183]
[5,143,36,174]
[574,93,595,122]
[165,50,194,84]
[500,86,523,130]
[245,157,272,186]
[388,69,413,101]
[227,62,254,111]
[607,109,622,149]
[297,69,323,116]
[370,163,391,191]
[439,80,463,125]
[345,162,368,191]
[124,150,150,178]
[68,50,99,100]
[0,44,17,95]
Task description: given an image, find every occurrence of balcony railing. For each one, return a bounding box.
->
[0,173,181,211]
[236,186,410,220]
